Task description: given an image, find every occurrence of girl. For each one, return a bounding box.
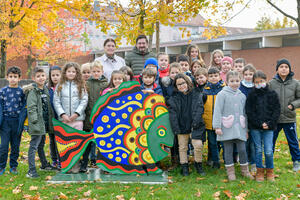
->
[168,73,206,176]
[48,66,61,169]
[81,63,92,81]
[220,56,233,82]
[191,60,206,77]
[185,44,205,66]
[120,66,134,81]
[209,49,224,70]
[213,71,253,181]
[157,52,170,78]
[53,62,88,173]
[102,70,126,95]
[246,71,280,182]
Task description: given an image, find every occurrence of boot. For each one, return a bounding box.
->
[266,168,275,182]
[225,165,236,181]
[255,168,264,182]
[194,162,206,176]
[240,164,254,180]
[181,163,189,176]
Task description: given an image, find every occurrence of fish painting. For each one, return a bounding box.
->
[53,81,174,175]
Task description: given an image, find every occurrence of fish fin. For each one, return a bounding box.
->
[52,119,94,173]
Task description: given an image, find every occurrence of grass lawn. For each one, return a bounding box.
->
[0,111,299,200]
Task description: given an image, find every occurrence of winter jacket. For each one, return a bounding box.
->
[125,46,156,75]
[239,81,254,97]
[202,81,225,130]
[24,83,54,135]
[84,76,108,130]
[168,89,206,140]
[269,73,300,123]
[212,86,247,142]
[245,85,281,130]
[161,77,174,104]
[140,82,163,95]
[195,83,206,93]
[53,81,88,121]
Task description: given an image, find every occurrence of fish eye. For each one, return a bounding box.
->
[158,127,166,137]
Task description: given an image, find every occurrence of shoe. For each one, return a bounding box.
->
[90,159,97,167]
[212,162,220,169]
[225,165,236,181]
[51,160,58,168]
[206,160,213,167]
[240,164,254,180]
[256,168,264,182]
[40,164,56,171]
[293,161,300,172]
[194,162,206,176]
[0,168,5,175]
[266,168,275,181]
[250,164,257,173]
[181,163,189,176]
[26,172,39,178]
[79,168,87,173]
[10,168,18,175]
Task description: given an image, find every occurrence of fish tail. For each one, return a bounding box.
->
[52,119,94,173]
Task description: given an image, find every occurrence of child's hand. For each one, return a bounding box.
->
[246,132,249,139]
[62,114,71,123]
[288,104,293,110]
[70,113,79,122]
[107,88,114,93]
[262,122,269,129]
[215,128,223,135]
[142,90,154,94]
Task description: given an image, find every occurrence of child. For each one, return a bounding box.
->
[194,68,208,93]
[26,67,54,178]
[246,70,281,181]
[140,68,163,95]
[185,44,205,66]
[157,52,170,78]
[168,73,206,176]
[220,56,233,82]
[234,58,246,74]
[203,67,225,169]
[176,55,191,77]
[269,58,300,172]
[191,60,206,77]
[54,62,88,173]
[48,66,62,169]
[120,66,134,81]
[0,66,26,175]
[81,61,108,172]
[209,49,224,70]
[213,71,253,181]
[135,58,160,84]
[102,70,126,95]
[81,63,92,81]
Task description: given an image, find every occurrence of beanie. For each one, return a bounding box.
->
[144,58,158,69]
[221,56,233,66]
[276,58,291,71]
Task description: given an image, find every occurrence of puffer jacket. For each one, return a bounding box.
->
[54,81,88,121]
[269,72,300,123]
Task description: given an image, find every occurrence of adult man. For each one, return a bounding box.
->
[125,35,156,76]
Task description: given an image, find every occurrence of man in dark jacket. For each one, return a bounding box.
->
[125,35,156,76]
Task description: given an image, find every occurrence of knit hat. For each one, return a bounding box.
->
[276,58,291,71]
[221,56,233,66]
[144,58,158,69]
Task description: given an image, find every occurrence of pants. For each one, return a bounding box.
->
[0,119,22,169]
[28,135,48,173]
[252,129,274,169]
[49,133,60,163]
[246,133,256,165]
[223,139,248,166]
[89,142,96,160]
[207,130,220,163]
[273,123,300,162]
[178,134,203,164]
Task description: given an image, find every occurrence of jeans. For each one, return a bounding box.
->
[0,119,22,169]
[246,133,256,165]
[89,142,96,160]
[273,123,300,162]
[251,129,274,169]
[223,139,248,166]
[49,133,60,163]
[207,130,219,163]
[28,135,48,173]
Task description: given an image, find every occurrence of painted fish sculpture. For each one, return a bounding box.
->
[53,81,174,174]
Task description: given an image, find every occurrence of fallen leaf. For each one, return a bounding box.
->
[29,186,38,191]
[223,190,232,198]
[83,190,92,197]
[59,192,68,199]
[116,195,125,200]
[12,186,22,194]
[76,187,83,192]
[239,180,246,185]
[297,184,300,188]
[222,179,229,183]
[196,177,205,181]
[195,189,201,197]
[235,192,247,200]
[213,191,220,200]
[129,198,136,200]
[45,176,52,181]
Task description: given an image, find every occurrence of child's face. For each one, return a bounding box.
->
[81,69,91,81]
[179,61,189,72]
[125,74,131,81]
[169,67,180,80]
[33,72,46,88]
[243,70,254,83]
[227,76,241,91]
[176,78,188,93]
[50,70,61,86]
[195,74,207,86]
[208,73,220,84]
[234,62,244,73]
[192,63,201,74]
[112,74,124,88]
[277,64,290,77]
[221,61,232,73]
[142,75,155,86]
[66,67,77,81]
[158,55,169,70]
[254,77,267,88]
[7,73,20,87]
[214,53,223,65]
[91,67,103,79]
[146,64,157,74]
[190,47,198,59]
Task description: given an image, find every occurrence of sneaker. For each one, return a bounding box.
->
[0,168,5,175]
[79,168,87,173]
[10,168,18,175]
[212,162,220,169]
[51,161,58,168]
[40,164,56,171]
[26,172,39,178]
[250,164,257,173]
[293,161,300,172]
[90,159,97,168]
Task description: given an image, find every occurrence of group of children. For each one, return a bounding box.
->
[0,44,299,183]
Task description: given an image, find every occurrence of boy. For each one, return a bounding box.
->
[135,58,160,84]
[234,58,246,74]
[194,68,208,93]
[203,67,225,168]
[81,63,92,81]
[25,67,54,178]
[176,55,191,75]
[157,52,170,78]
[269,58,300,172]
[220,56,233,82]
[140,68,163,95]
[81,61,108,172]
[0,66,26,175]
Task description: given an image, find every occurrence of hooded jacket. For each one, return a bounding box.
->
[140,82,163,95]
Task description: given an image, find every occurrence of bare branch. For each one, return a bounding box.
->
[222,0,253,25]
[267,0,297,22]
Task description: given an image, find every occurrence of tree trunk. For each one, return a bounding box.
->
[26,54,36,78]
[148,33,153,52]
[0,40,7,78]
[155,21,160,53]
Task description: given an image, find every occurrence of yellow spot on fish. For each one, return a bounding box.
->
[97,126,103,132]
[128,96,132,100]
[116,100,120,104]
[122,113,127,119]
[100,140,106,146]
[111,112,116,117]
[122,101,125,103]
[102,115,109,123]
[118,131,123,136]
[107,143,112,148]
[115,157,121,162]
[122,153,127,158]
[107,125,111,128]
[108,154,113,159]
[110,138,114,141]
[116,152,119,155]
[116,118,120,123]
[136,94,142,100]
[115,139,121,145]
[128,107,133,112]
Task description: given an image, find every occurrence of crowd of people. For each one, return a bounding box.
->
[0,35,299,183]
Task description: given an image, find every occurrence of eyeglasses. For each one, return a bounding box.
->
[176,82,187,87]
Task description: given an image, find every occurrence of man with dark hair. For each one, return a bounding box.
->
[125,34,156,76]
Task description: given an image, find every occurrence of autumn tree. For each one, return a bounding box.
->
[255,16,295,31]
